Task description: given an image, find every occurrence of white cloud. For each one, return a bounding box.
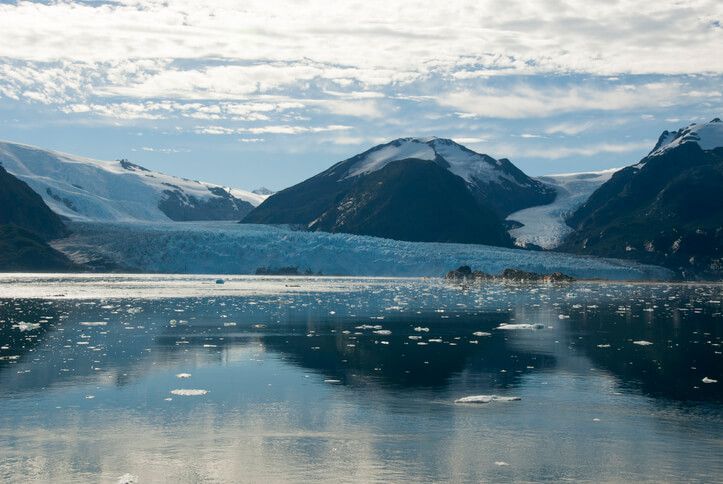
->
[493,140,653,159]
[437,83,687,119]
[195,124,352,135]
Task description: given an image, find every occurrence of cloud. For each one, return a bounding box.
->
[195,124,352,135]
[438,83,688,119]
[494,141,654,160]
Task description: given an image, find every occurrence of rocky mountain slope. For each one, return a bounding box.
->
[561,118,723,278]
[243,137,554,245]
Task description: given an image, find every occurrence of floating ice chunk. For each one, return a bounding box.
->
[85,395,95,399]
[117,474,138,484]
[495,461,510,466]
[496,323,545,330]
[472,331,491,337]
[176,373,192,379]
[455,395,521,404]
[12,322,40,331]
[373,329,391,335]
[633,340,653,346]
[80,321,107,326]
[170,389,208,396]
[702,377,717,384]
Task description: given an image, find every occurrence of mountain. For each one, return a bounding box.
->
[506,168,619,250]
[0,141,267,223]
[0,165,77,271]
[561,118,723,278]
[0,225,77,271]
[243,137,554,245]
[0,163,67,240]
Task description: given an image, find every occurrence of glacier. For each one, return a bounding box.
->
[53,221,673,280]
[0,140,266,222]
[506,169,618,249]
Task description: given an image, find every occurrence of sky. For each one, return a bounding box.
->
[1,0,722,191]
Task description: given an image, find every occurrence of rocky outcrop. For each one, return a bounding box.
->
[445,266,575,282]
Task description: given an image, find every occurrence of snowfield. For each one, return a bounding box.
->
[648,118,723,157]
[345,137,517,185]
[0,140,265,222]
[506,169,618,249]
[53,221,673,280]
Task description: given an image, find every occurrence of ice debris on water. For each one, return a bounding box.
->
[455,395,521,404]
[495,461,510,466]
[170,389,208,396]
[12,322,41,332]
[495,323,545,330]
[117,474,138,484]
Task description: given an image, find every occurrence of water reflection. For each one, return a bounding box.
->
[0,279,722,482]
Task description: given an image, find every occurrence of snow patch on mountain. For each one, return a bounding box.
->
[0,140,265,222]
[344,137,513,185]
[648,118,723,158]
[506,168,619,249]
[346,139,436,177]
[54,221,672,280]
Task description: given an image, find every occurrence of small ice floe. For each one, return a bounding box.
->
[414,326,430,332]
[117,473,138,484]
[495,323,545,330]
[80,321,107,327]
[633,340,653,346]
[495,461,510,466]
[12,322,40,332]
[702,377,718,384]
[373,329,391,335]
[176,373,192,379]
[455,395,521,404]
[593,418,601,422]
[324,379,341,384]
[170,389,208,396]
[85,395,95,399]
[473,331,491,337]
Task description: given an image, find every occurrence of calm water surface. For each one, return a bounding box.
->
[0,275,721,483]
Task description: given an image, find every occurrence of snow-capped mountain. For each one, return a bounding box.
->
[0,141,267,223]
[507,168,619,250]
[562,118,723,278]
[243,137,554,246]
[647,117,723,157]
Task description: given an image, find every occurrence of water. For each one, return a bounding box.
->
[0,275,722,483]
